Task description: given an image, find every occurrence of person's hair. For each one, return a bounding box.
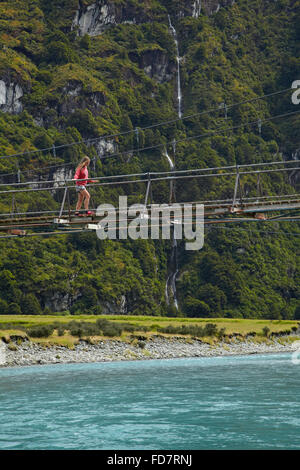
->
[76,156,90,171]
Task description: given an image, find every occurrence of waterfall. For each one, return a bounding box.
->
[168,15,182,118]
[163,145,179,310]
[162,16,184,311]
[164,16,183,312]
[164,147,174,170]
[170,237,179,310]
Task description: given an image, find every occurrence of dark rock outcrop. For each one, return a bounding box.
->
[129,49,176,83]
[0,79,23,114]
[57,80,106,117]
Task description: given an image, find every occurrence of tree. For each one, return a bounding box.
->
[0,270,22,304]
[46,41,75,65]
[81,286,98,309]
[0,299,8,315]
[295,305,300,320]
[185,297,210,318]
[67,109,98,137]
[197,283,227,313]
[9,303,22,315]
[21,294,42,315]
[80,35,91,50]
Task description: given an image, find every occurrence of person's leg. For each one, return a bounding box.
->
[82,189,91,210]
[76,191,84,212]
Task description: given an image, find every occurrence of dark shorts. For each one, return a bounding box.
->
[76,185,86,193]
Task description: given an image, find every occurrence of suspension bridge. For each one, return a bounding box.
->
[0,158,299,239]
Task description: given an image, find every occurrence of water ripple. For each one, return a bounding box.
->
[0,353,300,449]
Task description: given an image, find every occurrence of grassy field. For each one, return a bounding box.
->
[0,315,299,349]
[0,314,298,331]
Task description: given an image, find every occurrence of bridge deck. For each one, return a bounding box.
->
[0,196,299,237]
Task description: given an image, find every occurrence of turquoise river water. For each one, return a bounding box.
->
[0,353,299,450]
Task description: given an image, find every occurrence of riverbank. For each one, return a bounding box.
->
[1,334,300,368]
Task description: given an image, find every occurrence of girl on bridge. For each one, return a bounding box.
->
[74,156,98,216]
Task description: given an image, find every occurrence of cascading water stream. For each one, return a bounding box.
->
[164,147,178,309]
[164,15,182,311]
[168,15,182,118]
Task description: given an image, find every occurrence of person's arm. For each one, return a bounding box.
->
[87,171,99,183]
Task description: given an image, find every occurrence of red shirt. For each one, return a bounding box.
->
[74,166,92,186]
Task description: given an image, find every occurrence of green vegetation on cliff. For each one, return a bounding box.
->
[0,0,299,319]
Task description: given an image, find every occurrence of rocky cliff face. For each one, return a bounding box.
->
[72,0,235,36]
[129,49,176,83]
[57,80,106,117]
[200,0,235,15]
[92,138,117,160]
[0,80,23,114]
[178,0,235,18]
[43,290,127,314]
[72,0,154,36]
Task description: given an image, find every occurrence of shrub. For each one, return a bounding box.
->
[139,326,150,332]
[217,328,226,339]
[60,310,71,316]
[101,324,123,337]
[262,326,270,337]
[204,323,218,337]
[247,331,257,337]
[67,321,100,337]
[118,322,135,333]
[69,326,84,337]
[82,323,101,336]
[96,318,110,330]
[158,325,177,334]
[27,325,55,338]
[46,41,76,65]
[157,323,220,338]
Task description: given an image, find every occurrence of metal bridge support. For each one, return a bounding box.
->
[144,174,151,208]
[231,166,240,211]
[67,187,71,219]
[11,195,18,218]
[238,171,244,208]
[59,186,68,218]
[231,165,244,213]
[257,172,262,199]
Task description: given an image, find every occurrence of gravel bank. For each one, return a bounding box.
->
[1,335,300,368]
